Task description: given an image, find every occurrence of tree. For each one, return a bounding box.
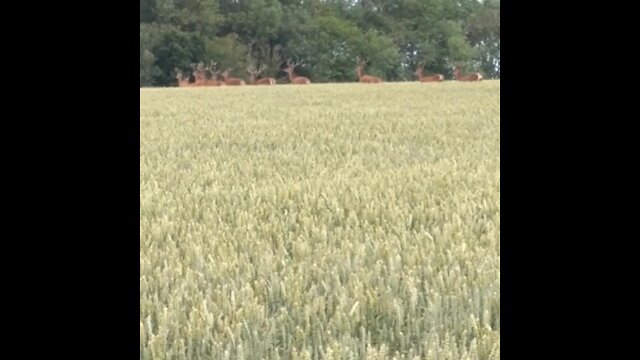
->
[466,0,500,78]
[139,0,500,86]
[140,23,206,86]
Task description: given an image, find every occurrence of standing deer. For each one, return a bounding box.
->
[414,62,444,82]
[355,57,383,83]
[246,62,276,85]
[284,59,310,85]
[175,68,193,87]
[221,69,246,86]
[453,64,483,82]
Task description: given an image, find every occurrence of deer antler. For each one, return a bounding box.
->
[202,61,217,79]
[246,62,266,76]
[246,62,256,75]
[195,62,207,75]
[205,61,217,70]
[287,58,304,67]
[356,56,368,66]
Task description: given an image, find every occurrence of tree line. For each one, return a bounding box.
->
[140,0,500,87]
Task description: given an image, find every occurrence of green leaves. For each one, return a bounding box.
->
[204,33,249,73]
[141,0,499,86]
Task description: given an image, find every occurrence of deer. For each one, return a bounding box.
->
[355,57,383,83]
[203,62,226,86]
[453,64,483,82]
[175,68,194,87]
[220,69,246,86]
[284,59,310,85]
[190,63,209,86]
[189,62,226,86]
[246,62,276,85]
[414,62,444,82]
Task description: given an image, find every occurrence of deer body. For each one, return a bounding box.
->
[196,76,225,87]
[356,66,383,83]
[191,65,225,86]
[454,66,483,82]
[246,62,276,85]
[175,70,193,87]
[191,64,208,86]
[221,70,246,86]
[205,63,226,86]
[194,71,208,86]
[284,59,310,85]
[255,77,276,85]
[204,79,226,86]
[289,75,310,85]
[181,63,225,87]
[414,63,444,82]
[355,57,382,84]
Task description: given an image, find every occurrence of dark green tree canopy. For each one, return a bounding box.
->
[141,0,500,86]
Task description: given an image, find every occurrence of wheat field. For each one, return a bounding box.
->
[140,81,500,360]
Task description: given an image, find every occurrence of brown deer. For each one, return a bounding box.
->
[246,62,276,85]
[203,62,226,86]
[190,62,225,86]
[453,64,483,82]
[175,68,193,87]
[220,69,246,86]
[284,59,310,84]
[191,63,208,86]
[414,62,444,82]
[355,57,383,83]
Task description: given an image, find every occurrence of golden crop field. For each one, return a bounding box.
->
[140,81,500,360]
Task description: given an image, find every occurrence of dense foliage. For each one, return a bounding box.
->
[140,0,500,86]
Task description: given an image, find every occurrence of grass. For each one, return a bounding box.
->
[140,81,500,360]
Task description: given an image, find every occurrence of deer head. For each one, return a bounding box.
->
[247,64,267,76]
[190,62,208,85]
[354,56,382,83]
[175,67,193,87]
[247,62,275,85]
[284,59,310,84]
[453,63,482,81]
[284,59,296,72]
[355,56,368,72]
[220,68,246,85]
[204,61,219,80]
[246,62,266,77]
